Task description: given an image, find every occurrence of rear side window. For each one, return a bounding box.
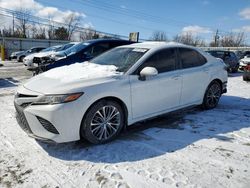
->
[179,48,207,69]
[138,48,177,74]
[85,43,110,57]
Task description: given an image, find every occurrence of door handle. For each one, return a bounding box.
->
[203,68,209,73]
[171,75,180,80]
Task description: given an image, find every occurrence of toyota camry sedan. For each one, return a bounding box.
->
[14,42,228,144]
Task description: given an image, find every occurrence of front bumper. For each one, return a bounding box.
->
[239,61,249,69]
[14,86,88,143]
[10,55,17,60]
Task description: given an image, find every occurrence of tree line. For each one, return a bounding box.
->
[0,8,112,41]
[0,8,247,46]
[150,31,247,47]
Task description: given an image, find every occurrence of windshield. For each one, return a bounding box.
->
[64,42,89,56]
[90,47,148,72]
[41,46,61,52]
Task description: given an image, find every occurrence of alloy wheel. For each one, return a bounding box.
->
[90,105,121,141]
[206,83,221,108]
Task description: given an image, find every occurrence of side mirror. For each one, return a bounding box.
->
[139,67,158,81]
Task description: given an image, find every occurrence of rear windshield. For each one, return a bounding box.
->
[64,43,89,56]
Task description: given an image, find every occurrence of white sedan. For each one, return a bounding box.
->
[14,42,228,144]
[239,56,250,70]
[23,45,63,68]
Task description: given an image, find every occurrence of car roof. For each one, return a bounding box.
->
[121,41,189,50]
[206,50,233,53]
[80,38,132,44]
[30,46,46,49]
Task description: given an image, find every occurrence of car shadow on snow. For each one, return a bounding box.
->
[228,72,243,77]
[38,95,250,163]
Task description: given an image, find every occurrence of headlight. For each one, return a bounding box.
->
[33,92,83,105]
[50,54,65,61]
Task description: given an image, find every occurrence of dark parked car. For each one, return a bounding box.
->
[239,50,250,59]
[16,47,46,62]
[206,50,239,73]
[32,39,134,74]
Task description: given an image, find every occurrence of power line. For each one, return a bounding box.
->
[0,7,146,40]
[37,0,178,36]
[73,0,235,35]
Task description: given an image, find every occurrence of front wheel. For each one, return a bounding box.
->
[19,56,25,62]
[81,100,125,144]
[202,81,222,110]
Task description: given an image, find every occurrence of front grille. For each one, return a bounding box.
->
[14,102,33,134]
[17,93,37,98]
[36,116,59,134]
[33,57,41,64]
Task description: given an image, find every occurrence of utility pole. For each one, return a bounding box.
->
[214,29,219,47]
[1,29,5,61]
[12,12,15,35]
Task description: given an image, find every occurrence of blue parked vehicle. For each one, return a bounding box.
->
[32,39,134,75]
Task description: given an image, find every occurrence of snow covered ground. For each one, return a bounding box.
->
[0,63,250,188]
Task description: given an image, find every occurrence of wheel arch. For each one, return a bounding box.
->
[210,78,223,91]
[79,96,129,139]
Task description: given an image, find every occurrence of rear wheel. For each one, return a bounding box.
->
[243,75,248,81]
[202,81,222,110]
[81,100,125,144]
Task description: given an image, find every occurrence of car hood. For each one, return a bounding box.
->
[240,57,250,62]
[12,51,25,55]
[25,51,53,61]
[24,53,37,60]
[23,62,122,94]
[34,51,56,58]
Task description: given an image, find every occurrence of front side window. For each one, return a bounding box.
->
[179,48,207,69]
[136,48,177,74]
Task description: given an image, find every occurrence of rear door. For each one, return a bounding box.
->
[178,48,209,106]
[130,48,182,119]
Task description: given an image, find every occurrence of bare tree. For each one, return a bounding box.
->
[31,23,38,39]
[15,8,32,38]
[54,27,69,40]
[220,32,245,47]
[150,31,168,41]
[173,33,205,46]
[65,13,81,40]
[35,26,46,39]
[80,29,100,41]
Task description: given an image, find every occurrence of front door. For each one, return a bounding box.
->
[130,48,182,119]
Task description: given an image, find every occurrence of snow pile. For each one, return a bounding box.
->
[41,62,121,83]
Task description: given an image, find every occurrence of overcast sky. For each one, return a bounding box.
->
[1,0,250,43]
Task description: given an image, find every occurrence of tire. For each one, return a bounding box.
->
[19,56,25,62]
[81,100,125,144]
[243,75,247,81]
[202,81,222,110]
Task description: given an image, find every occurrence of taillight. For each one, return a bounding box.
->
[245,65,250,71]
